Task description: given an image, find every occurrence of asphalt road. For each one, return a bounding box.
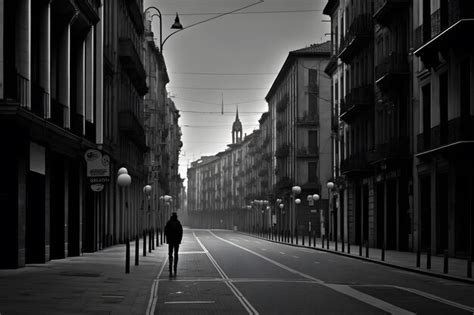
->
[151,229,474,314]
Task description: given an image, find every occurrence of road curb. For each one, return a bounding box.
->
[237,231,474,285]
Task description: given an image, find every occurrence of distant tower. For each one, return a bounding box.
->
[232,106,243,144]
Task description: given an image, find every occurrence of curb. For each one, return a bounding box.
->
[237,231,474,285]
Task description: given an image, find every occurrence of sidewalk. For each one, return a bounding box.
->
[0,237,167,315]
[247,232,474,284]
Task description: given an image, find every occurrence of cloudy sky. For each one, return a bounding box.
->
[143,0,330,186]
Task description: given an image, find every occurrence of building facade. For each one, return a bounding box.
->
[324,0,474,258]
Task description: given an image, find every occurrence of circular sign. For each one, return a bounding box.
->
[91,183,104,192]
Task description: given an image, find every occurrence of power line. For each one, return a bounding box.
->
[169,86,269,91]
[174,96,265,106]
[170,71,277,76]
[162,9,323,16]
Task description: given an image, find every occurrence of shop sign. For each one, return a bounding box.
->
[84,149,110,188]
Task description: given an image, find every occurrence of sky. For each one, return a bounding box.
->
[143,0,330,187]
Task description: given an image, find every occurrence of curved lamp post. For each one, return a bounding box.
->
[291,186,301,243]
[144,6,183,52]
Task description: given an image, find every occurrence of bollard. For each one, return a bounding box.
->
[443,250,448,274]
[313,233,316,248]
[359,242,362,256]
[302,232,305,246]
[161,228,163,245]
[381,243,385,261]
[326,234,330,249]
[365,241,369,258]
[416,250,421,267]
[125,239,130,274]
[156,228,159,247]
[148,230,152,253]
[348,241,351,254]
[295,229,299,245]
[335,237,338,252]
[309,232,311,247]
[342,238,345,253]
[143,230,147,257]
[322,235,325,248]
[151,229,155,250]
[427,248,431,270]
[135,234,139,266]
[468,257,472,278]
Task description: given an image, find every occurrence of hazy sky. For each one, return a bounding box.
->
[143,0,330,185]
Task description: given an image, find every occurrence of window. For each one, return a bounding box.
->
[308,130,318,153]
[308,162,318,183]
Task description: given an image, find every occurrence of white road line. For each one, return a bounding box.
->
[146,256,168,315]
[292,255,299,259]
[314,261,320,264]
[325,284,415,315]
[396,286,474,313]
[179,251,208,254]
[210,231,415,314]
[164,301,215,304]
[279,252,285,255]
[194,232,259,315]
[261,248,267,251]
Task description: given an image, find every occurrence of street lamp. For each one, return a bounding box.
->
[291,185,301,243]
[143,185,152,254]
[117,167,131,273]
[327,181,336,250]
[307,194,320,239]
[145,6,183,52]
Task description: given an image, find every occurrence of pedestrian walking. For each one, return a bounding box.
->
[164,212,183,276]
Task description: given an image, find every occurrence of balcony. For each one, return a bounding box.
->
[275,144,290,159]
[340,153,372,177]
[119,110,147,151]
[340,84,374,123]
[296,147,319,159]
[76,0,100,25]
[415,0,474,68]
[338,14,373,63]
[373,0,409,26]
[119,37,148,96]
[375,52,409,89]
[324,55,338,75]
[50,98,67,128]
[31,82,48,118]
[296,112,319,126]
[125,0,144,35]
[368,136,411,168]
[417,116,474,159]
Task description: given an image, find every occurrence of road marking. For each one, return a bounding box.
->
[146,254,168,315]
[179,251,208,254]
[164,301,215,304]
[279,252,285,255]
[314,261,320,264]
[194,232,259,315]
[325,284,415,315]
[292,255,299,259]
[396,286,474,313]
[261,248,267,251]
[210,231,415,314]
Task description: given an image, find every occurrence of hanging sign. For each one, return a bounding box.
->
[84,149,110,187]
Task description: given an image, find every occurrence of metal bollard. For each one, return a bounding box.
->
[335,237,338,252]
[295,229,299,245]
[359,242,362,256]
[342,238,345,253]
[143,230,147,257]
[468,257,472,278]
[125,239,130,274]
[313,233,316,248]
[322,235,325,248]
[381,243,385,261]
[308,232,311,247]
[135,235,139,266]
[152,229,155,250]
[443,250,448,274]
[326,234,330,249]
[348,241,351,254]
[427,248,431,270]
[149,230,152,253]
[416,250,421,267]
[365,241,369,258]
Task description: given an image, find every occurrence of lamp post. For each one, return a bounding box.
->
[307,194,320,243]
[143,185,152,255]
[279,202,285,241]
[144,7,183,52]
[117,167,131,273]
[327,181,336,250]
[291,185,301,243]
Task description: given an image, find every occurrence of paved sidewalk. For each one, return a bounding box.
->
[0,238,167,315]
[247,232,474,284]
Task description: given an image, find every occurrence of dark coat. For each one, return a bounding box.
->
[164,217,183,244]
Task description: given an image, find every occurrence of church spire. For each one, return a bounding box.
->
[232,105,243,144]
